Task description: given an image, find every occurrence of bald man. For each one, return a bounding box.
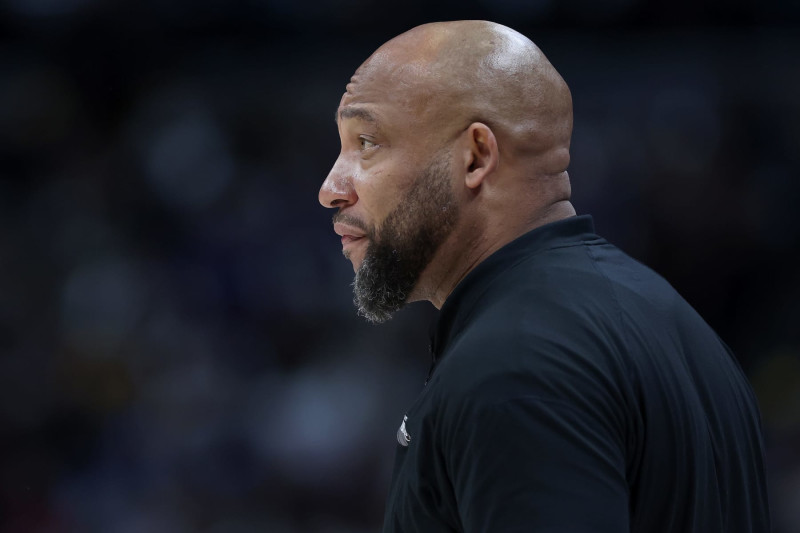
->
[319,21,770,533]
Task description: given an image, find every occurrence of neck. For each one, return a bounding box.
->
[412,200,576,309]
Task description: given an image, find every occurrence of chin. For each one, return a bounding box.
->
[348,253,367,273]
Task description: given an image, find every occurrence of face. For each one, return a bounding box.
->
[319,65,461,322]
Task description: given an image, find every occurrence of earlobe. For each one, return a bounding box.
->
[464,123,498,190]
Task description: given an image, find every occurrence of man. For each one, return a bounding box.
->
[318,20,770,533]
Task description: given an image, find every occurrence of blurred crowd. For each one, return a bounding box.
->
[0,0,798,532]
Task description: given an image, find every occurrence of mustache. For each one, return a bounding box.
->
[332,212,370,234]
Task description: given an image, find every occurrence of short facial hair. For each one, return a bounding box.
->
[351,155,459,323]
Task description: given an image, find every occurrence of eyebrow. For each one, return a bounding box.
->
[335,107,378,124]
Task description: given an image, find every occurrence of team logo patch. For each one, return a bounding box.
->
[397,415,411,446]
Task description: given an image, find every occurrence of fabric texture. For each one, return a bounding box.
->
[382,215,770,533]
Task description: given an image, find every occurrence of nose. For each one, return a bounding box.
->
[318,156,357,208]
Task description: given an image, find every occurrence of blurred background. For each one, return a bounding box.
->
[0,0,798,531]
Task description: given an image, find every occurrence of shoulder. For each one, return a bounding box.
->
[438,267,631,399]
[430,298,633,443]
[424,235,683,439]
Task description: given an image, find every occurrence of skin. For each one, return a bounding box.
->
[319,20,576,310]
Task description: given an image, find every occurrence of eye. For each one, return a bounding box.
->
[359,136,377,151]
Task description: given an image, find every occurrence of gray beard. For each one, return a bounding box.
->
[352,156,458,323]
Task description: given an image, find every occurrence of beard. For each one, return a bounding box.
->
[345,155,459,323]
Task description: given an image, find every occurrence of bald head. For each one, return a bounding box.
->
[321,21,577,312]
[354,21,573,177]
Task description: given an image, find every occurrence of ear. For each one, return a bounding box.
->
[463,122,499,190]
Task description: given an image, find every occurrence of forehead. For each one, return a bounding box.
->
[337,57,433,123]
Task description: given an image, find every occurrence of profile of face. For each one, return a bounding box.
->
[319,68,461,323]
[320,21,574,322]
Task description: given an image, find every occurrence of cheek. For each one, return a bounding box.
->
[354,168,401,221]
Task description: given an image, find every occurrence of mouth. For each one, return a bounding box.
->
[342,235,367,259]
[332,219,370,268]
[334,221,367,247]
[341,234,365,247]
[341,235,368,266]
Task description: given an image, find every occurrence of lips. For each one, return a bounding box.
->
[332,221,369,266]
[333,221,367,240]
[341,235,364,246]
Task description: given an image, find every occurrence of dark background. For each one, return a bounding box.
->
[1,0,798,531]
